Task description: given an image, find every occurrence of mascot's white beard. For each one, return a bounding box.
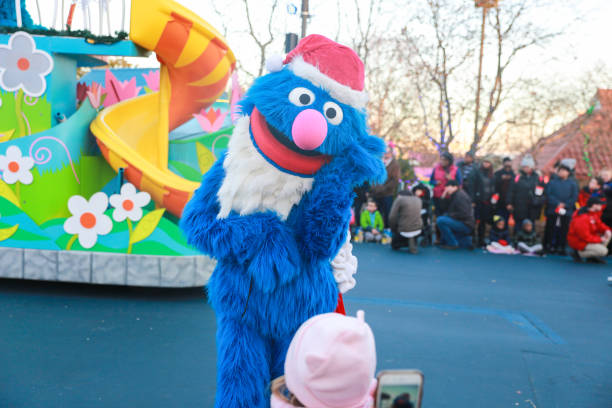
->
[216,115,358,293]
[217,115,314,221]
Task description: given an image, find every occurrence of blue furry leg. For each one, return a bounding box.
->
[215,315,270,408]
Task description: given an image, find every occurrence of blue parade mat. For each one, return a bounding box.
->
[0,245,611,407]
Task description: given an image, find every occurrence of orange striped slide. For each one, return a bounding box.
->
[90,0,235,217]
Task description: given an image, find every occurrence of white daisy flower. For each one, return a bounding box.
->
[0,31,54,97]
[0,145,34,185]
[63,192,113,249]
[109,183,151,222]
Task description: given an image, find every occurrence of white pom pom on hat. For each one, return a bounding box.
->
[266,54,284,73]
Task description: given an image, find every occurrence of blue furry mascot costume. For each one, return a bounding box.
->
[181,34,386,408]
[0,0,36,27]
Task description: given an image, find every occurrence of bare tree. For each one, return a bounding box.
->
[242,0,280,79]
[399,0,477,152]
[470,1,562,152]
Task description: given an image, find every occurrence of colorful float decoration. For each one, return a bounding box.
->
[0,0,236,286]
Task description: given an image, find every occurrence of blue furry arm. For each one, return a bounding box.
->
[293,141,386,261]
[181,158,300,292]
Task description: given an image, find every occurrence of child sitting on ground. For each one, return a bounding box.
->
[486,215,517,254]
[360,200,385,243]
[514,219,543,256]
[270,311,377,408]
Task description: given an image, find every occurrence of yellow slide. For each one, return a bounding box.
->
[90,0,235,217]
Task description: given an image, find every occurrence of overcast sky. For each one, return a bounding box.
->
[24,0,612,77]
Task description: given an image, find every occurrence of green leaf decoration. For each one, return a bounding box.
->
[130,208,165,245]
[0,224,18,241]
[169,160,203,182]
[0,179,20,208]
[196,142,216,174]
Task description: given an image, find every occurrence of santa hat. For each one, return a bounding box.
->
[267,34,368,110]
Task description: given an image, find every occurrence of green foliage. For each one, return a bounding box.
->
[16,155,116,224]
[0,26,128,44]
[0,91,51,138]
[132,241,182,256]
[168,160,203,182]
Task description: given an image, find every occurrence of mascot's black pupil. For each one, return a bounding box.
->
[299,94,311,105]
[326,107,336,119]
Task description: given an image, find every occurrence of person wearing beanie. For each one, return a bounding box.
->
[388,187,423,253]
[514,219,543,256]
[436,180,475,249]
[543,162,578,254]
[468,156,496,247]
[457,152,476,195]
[270,310,377,408]
[430,151,462,214]
[568,196,611,264]
[577,176,604,208]
[506,154,545,232]
[493,157,515,221]
[486,215,517,254]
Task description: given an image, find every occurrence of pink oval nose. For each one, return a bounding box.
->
[291,109,328,150]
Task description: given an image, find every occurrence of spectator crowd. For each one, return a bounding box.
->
[351,146,612,278]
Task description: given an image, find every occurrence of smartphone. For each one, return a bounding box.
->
[375,370,424,408]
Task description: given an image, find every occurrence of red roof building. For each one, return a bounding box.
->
[527,89,612,181]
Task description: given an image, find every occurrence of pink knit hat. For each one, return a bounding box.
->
[282,310,377,408]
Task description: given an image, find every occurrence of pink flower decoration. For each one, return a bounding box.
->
[76,82,89,103]
[87,82,103,109]
[102,70,142,107]
[194,108,228,133]
[142,70,160,92]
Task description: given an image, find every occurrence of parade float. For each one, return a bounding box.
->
[0,0,236,286]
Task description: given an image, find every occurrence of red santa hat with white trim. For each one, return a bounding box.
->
[266,34,368,110]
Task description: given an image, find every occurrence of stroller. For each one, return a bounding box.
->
[412,182,434,246]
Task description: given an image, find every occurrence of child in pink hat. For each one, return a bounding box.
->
[271,310,377,408]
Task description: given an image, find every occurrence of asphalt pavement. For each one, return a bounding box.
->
[0,244,610,408]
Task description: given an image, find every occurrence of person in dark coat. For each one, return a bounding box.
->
[457,152,476,195]
[599,169,612,254]
[506,154,544,232]
[412,182,433,246]
[494,157,515,220]
[371,146,400,227]
[389,189,423,253]
[469,157,495,247]
[436,180,474,249]
[353,182,370,218]
[514,219,543,255]
[543,161,579,254]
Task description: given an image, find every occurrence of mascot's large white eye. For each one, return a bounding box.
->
[289,87,315,106]
[323,101,343,125]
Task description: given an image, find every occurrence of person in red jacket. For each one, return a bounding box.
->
[568,196,611,263]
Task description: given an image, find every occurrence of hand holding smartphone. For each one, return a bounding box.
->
[376,370,424,408]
